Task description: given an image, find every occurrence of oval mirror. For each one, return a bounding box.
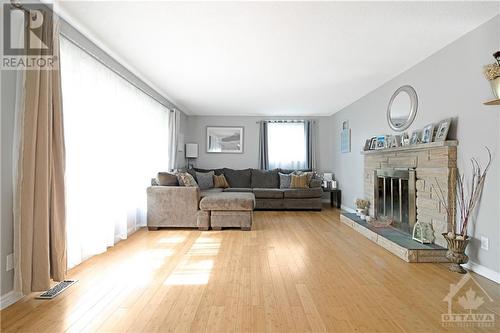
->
[387,85,418,131]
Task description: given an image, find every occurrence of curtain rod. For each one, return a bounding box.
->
[256,120,316,124]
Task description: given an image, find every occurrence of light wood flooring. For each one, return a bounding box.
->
[1,206,499,332]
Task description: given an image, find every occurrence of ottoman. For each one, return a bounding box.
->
[199,192,255,231]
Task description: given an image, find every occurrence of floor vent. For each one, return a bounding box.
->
[36,280,77,299]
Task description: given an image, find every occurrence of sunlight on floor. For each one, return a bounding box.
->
[158,235,187,244]
[164,235,221,286]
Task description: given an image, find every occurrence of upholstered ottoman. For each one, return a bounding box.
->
[199,192,255,231]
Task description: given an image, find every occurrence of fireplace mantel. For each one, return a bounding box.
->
[361,140,458,155]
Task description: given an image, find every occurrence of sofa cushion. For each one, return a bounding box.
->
[213,174,230,188]
[253,188,284,199]
[157,172,179,186]
[199,192,255,211]
[251,169,279,188]
[177,172,198,187]
[223,168,252,188]
[279,172,291,189]
[194,167,224,175]
[223,188,253,193]
[290,174,309,188]
[283,187,323,198]
[278,168,312,174]
[200,188,224,197]
[196,171,214,190]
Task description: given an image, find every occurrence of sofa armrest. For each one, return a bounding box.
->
[147,186,200,227]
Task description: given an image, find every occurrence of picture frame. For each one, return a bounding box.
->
[421,123,435,143]
[369,137,377,150]
[410,130,421,145]
[375,135,386,150]
[206,126,244,153]
[341,127,351,153]
[435,118,452,142]
[363,138,372,151]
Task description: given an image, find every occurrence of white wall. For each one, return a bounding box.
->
[330,16,500,275]
[185,116,334,172]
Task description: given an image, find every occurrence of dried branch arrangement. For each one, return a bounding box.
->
[434,147,492,239]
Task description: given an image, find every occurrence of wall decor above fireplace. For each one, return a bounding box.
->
[387,85,418,131]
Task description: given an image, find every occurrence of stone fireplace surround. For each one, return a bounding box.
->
[341,141,457,262]
[364,141,457,248]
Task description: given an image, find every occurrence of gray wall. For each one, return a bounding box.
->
[0,11,187,299]
[330,16,500,274]
[185,116,334,172]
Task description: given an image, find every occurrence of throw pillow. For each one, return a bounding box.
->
[157,172,179,186]
[196,171,214,190]
[279,172,291,189]
[290,174,309,188]
[177,172,198,187]
[213,174,230,188]
[293,171,314,186]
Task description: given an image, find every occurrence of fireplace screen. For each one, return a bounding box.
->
[373,169,416,234]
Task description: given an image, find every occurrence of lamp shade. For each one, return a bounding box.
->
[185,143,199,158]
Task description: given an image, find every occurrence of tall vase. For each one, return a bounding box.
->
[490,77,500,99]
[443,233,470,274]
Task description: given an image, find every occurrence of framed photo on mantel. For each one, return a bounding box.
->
[206,126,244,153]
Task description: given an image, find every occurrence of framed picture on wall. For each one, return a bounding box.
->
[206,126,244,153]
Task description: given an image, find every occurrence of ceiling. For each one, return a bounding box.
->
[57,1,499,116]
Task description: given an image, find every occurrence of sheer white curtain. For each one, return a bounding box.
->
[267,122,307,170]
[60,37,170,269]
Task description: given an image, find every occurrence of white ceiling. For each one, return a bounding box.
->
[57,1,499,116]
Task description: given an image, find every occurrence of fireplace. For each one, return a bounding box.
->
[373,168,416,234]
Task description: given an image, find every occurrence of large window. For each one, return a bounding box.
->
[267,121,308,170]
[60,37,171,268]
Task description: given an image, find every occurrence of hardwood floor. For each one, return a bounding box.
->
[1,206,499,332]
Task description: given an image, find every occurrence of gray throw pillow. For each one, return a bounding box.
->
[279,172,291,189]
[196,171,214,190]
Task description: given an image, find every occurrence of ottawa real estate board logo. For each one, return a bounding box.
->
[2,2,55,69]
[442,273,495,328]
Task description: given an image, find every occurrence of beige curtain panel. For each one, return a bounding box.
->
[14,9,67,294]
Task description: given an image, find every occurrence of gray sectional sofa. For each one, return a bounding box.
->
[146,168,323,230]
[191,168,323,210]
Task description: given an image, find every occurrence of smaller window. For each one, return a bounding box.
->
[267,122,307,170]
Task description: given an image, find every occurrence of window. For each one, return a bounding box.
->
[267,121,307,170]
[60,37,171,268]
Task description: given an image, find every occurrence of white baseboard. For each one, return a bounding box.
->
[463,261,500,284]
[0,290,23,310]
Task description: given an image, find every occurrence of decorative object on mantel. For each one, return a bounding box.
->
[412,221,434,244]
[355,198,369,220]
[409,130,421,145]
[421,123,435,143]
[387,85,418,131]
[483,51,500,105]
[435,118,452,142]
[341,121,351,153]
[434,147,492,274]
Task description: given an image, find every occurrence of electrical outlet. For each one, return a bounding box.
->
[481,236,489,251]
[6,253,14,271]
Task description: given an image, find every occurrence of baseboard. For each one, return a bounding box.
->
[0,290,23,310]
[463,261,500,284]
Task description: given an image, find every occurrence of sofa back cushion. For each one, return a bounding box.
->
[194,167,224,175]
[157,172,179,186]
[223,168,252,188]
[196,171,214,190]
[251,169,279,188]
